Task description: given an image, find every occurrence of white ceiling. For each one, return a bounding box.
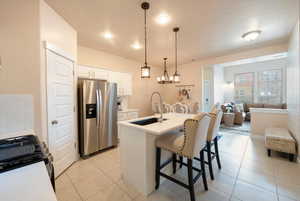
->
[45,0,299,67]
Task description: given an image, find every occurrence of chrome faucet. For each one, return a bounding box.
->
[150,92,163,122]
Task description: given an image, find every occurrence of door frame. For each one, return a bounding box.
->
[44,42,78,175]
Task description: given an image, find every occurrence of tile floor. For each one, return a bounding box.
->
[55,133,300,201]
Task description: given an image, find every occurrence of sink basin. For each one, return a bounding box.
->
[130,117,167,126]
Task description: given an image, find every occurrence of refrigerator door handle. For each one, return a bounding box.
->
[97,89,103,127]
[96,89,100,127]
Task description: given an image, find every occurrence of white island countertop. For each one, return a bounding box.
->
[118,113,195,135]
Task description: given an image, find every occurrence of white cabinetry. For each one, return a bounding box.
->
[118,110,139,121]
[109,72,132,96]
[78,65,132,96]
[78,65,109,80]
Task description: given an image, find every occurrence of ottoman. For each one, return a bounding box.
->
[265,128,297,162]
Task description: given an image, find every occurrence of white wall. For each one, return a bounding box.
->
[162,43,288,109]
[39,0,77,142]
[0,0,41,137]
[213,65,225,104]
[223,58,287,103]
[287,21,300,157]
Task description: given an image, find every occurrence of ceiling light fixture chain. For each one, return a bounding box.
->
[141,2,151,78]
[173,27,180,83]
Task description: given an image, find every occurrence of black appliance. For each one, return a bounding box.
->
[0,135,55,190]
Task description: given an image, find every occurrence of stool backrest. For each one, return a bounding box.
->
[181,113,211,158]
[207,109,223,141]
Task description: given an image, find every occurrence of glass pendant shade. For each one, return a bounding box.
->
[141,65,150,78]
[173,72,180,83]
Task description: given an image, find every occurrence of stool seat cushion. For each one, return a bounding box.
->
[265,128,296,154]
[156,132,184,155]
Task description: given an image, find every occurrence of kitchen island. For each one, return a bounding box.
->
[118,113,195,196]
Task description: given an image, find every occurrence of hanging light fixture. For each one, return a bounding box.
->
[141,2,151,78]
[173,27,180,83]
[157,58,173,84]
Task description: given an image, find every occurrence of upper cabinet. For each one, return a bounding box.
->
[109,71,132,96]
[78,65,109,80]
[78,65,132,96]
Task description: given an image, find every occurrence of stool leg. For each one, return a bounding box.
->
[179,156,183,168]
[207,141,214,180]
[214,137,222,169]
[200,150,208,191]
[187,159,195,201]
[289,154,294,162]
[172,153,177,174]
[267,149,271,157]
[155,147,161,189]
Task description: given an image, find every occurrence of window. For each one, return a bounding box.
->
[234,73,254,103]
[257,69,283,104]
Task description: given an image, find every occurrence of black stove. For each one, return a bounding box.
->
[0,135,55,190]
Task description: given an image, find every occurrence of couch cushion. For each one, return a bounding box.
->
[263,104,283,109]
[245,103,264,112]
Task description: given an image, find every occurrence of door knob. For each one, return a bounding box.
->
[51,120,58,125]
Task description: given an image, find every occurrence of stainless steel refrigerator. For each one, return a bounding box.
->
[78,78,118,157]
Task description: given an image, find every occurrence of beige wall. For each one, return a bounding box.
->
[162,43,288,109]
[78,46,163,117]
[0,0,42,135]
[39,0,77,141]
[287,21,300,155]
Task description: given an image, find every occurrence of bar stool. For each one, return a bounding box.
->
[155,113,211,201]
[198,109,223,180]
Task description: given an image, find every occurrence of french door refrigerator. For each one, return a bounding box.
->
[78,78,118,157]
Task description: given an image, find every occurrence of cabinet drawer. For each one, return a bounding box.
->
[127,112,138,120]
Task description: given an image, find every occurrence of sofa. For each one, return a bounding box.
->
[221,103,287,124]
[244,103,287,121]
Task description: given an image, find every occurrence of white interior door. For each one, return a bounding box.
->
[46,50,76,177]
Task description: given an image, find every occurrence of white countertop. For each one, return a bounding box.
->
[0,162,57,201]
[118,113,195,135]
[118,109,139,113]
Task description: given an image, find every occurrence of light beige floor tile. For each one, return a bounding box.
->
[277,182,300,201]
[56,184,82,201]
[238,168,276,192]
[192,188,231,201]
[207,172,235,195]
[105,164,122,182]
[73,171,114,200]
[91,155,120,173]
[232,180,278,201]
[241,157,277,176]
[55,173,73,190]
[117,178,141,199]
[278,195,299,201]
[66,159,102,183]
[86,184,132,201]
[275,161,300,186]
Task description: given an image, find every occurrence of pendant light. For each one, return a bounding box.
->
[157,58,173,84]
[173,27,180,83]
[141,2,151,78]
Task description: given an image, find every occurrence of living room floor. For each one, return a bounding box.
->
[220,122,251,136]
[55,131,300,201]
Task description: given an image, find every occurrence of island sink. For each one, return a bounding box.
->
[130,117,167,126]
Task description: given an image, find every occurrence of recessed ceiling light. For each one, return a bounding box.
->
[242,30,262,41]
[103,31,113,39]
[155,13,171,25]
[131,42,142,50]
